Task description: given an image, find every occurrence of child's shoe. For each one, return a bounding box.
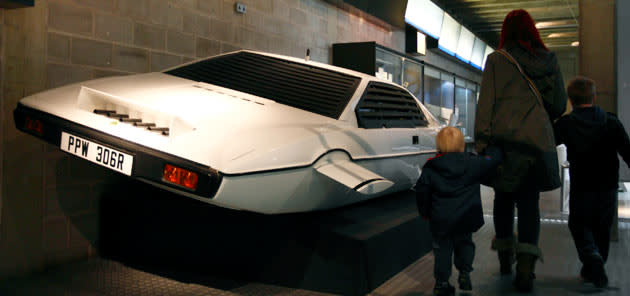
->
[433,281,455,296]
[589,258,608,288]
[458,273,472,291]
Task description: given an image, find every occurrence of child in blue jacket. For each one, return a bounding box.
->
[416,127,502,296]
[553,76,630,288]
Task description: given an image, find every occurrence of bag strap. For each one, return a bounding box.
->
[496,49,544,108]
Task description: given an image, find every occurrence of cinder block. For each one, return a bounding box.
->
[4,27,26,58]
[47,33,70,63]
[172,0,197,9]
[254,33,269,52]
[196,37,220,58]
[183,12,210,37]
[93,69,129,78]
[263,16,283,36]
[243,9,264,29]
[24,55,47,96]
[118,0,149,20]
[150,52,181,71]
[73,0,114,10]
[234,26,255,49]
[310,0,328,17]
[268,36,291,56]
[280,21,298,41]
[44,217,68,253]
[148,0,183,28]
[71,38,112,68]
[253,0,273,14]
[210,19,234,43]
[46,63,93,89]
[337,9,349,27]
[292,42,308,59]
[272,0,291,19]
[167,30,195,56]
[50,184,93,214]
[45,186,63,218]
[221,42,241,53]
[313,35,327,49]
[112,45,149,73]
[48,2,93,36]
[5,57,25,84]
[290,7,307,26]
[134,22,166,50]
[95,13,133,44]
[198,0,221,17]
[313,15,328,33]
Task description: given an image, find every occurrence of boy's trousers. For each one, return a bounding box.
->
[432,232,475,283]
[569,189,617,263]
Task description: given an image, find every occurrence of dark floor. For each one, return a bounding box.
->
[1,186,629,296]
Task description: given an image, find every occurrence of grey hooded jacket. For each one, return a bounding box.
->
[475,43,567,192]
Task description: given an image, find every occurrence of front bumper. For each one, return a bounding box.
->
[14,103,222,198]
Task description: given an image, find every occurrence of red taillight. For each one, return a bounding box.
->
[163,164,199,190]
[25,116,44,135]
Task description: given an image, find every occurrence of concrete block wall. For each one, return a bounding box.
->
[0,0,406,278]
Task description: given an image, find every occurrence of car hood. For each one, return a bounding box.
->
[19,72,350,174]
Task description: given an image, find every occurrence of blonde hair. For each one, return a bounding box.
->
[436,127,465,153]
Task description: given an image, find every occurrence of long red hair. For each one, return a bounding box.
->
[498,9,548,54]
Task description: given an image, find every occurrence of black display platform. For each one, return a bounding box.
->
[98,180,433,296]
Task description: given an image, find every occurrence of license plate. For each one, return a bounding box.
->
[60,132,134,176]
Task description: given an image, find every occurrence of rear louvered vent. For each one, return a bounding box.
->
[165,52,361,119]
[355,82,428,128]
[93,109,170,136]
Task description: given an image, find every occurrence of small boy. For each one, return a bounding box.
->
[553,76,630,288]
[416,127,502,296]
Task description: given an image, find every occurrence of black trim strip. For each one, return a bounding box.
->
[352,178,384,191]
[14,103,222,198]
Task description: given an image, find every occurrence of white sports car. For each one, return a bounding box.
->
[14,50,440,214]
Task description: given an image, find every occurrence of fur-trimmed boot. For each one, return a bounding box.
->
[492,236,516,275]
[513,243,542,292]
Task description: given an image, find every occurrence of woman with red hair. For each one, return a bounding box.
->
[474,9,567,292]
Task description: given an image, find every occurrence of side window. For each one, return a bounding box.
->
[355,82,428,128]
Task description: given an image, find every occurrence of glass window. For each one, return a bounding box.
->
[424,66,443,124]
[403,59,423,101]
[375,47,403,85]
[454,79,478,141]
[441,73,455,123]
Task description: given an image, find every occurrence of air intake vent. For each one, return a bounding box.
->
[165,52,361,119]
[355,82,428,128]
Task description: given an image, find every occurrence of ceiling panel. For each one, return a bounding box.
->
[431,0,580,48]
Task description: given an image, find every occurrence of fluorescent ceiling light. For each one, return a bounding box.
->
[536,20,575,28]
[571,41,580,46]
[548,32,577,38]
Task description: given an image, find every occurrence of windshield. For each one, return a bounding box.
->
[165,51,361,119]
